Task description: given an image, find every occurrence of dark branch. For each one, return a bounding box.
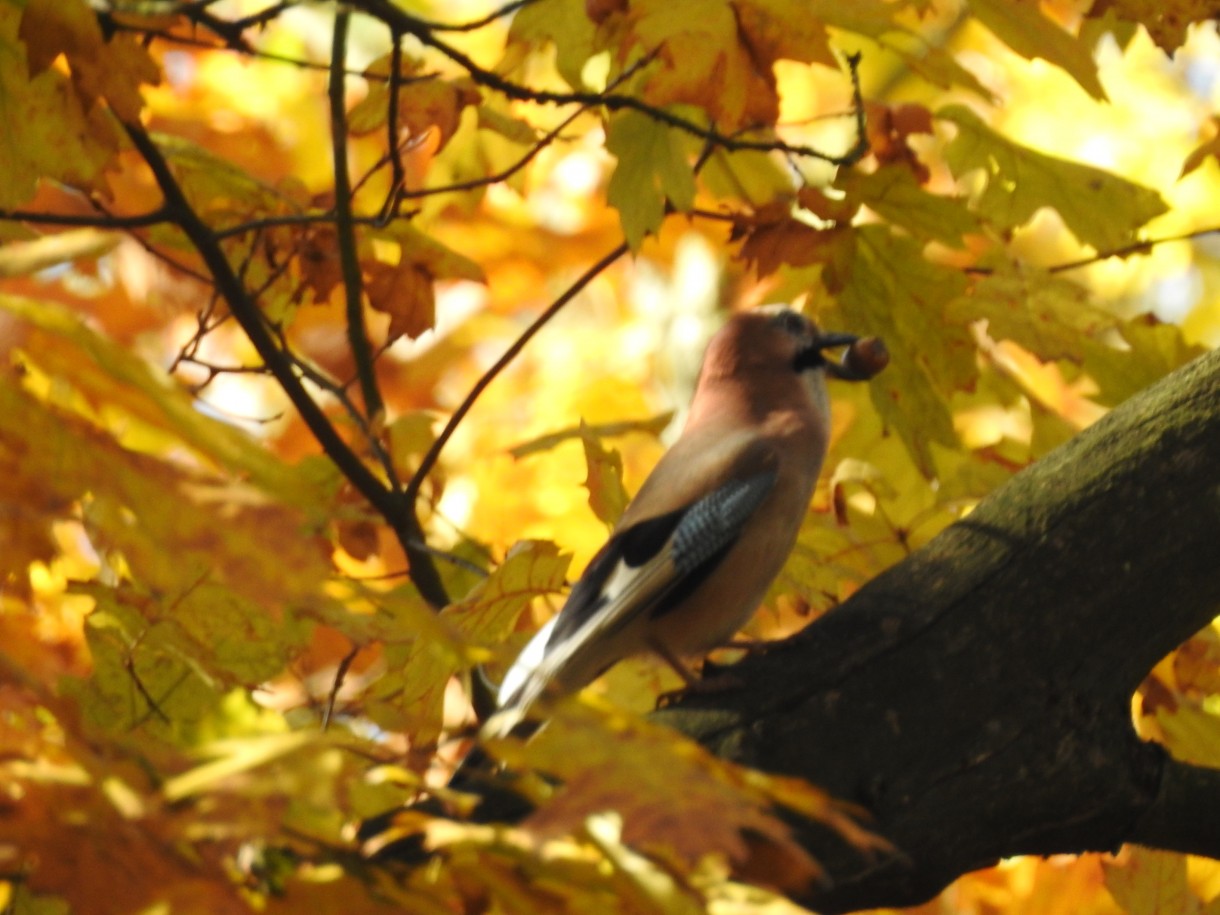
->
[404,241,630,508]
[349,0,869,167]
[329,10,387,427]
[120,120,449,609]
[654,345,1220,912]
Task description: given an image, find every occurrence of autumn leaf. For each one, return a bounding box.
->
[828,225,972,476]
[626,0,778,129]
[967,0,1106,100]
[950,262,1117,362]
[19,0,159,121]
[1086,0,1220,56]
[1103,848,1195,915]
[579,422,629,527]
[837,165,980,248]
[507,0,600,90]
[940,104,1169,250]
[0,4,122,206]
[736,216,853,279]
[496,702,845,888]
[350,64,480,154]
[366,258,435,341]
[864,101,935,181]
[606,109,696,248]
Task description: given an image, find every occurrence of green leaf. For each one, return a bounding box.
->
[966,0,1106,100]
[1081,316,1205,406]
[939,104,1169,251]
[507,0,599,90]
[606,110,696,249]
[828,226,972,476]
[838,166,980,248]
[949,263,1116,362]
[701,148,794,208]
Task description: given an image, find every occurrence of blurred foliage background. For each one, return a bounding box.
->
[1,0,1220,912]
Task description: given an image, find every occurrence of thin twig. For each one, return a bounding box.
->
[378,29,408,223]
[409,0,536,32]
[349,0,869,168]
[322,646,359,731]
[330,11,385,425]
[404,241,630,507]
[120,119,449,608]
[0,207,169,228]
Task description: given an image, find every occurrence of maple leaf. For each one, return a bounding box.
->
[967,0,1106,100]
[498,703,879,891]
[19,0,159,121]
[864,101,934,182]
[940,104,1169,251]
[626,0,778,129]
[366,259,436,342]
[1086,0,1219,55]
[732,201,853,278]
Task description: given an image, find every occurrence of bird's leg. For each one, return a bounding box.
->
[647,638,701,686]
[651,638,750,707]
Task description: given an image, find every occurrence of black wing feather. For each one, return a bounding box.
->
[545,470,777,646]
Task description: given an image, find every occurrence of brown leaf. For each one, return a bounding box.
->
[365,259,435,341]
[865,101,934,182]
[19,0,159,121]
[734,210,853,279]
[501,704,876,892]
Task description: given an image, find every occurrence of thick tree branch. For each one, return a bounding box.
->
[1129,756,1220,857]
[654,345,1220,912]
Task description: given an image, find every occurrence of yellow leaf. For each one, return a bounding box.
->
[0,4,120,206]
[579,422,629,527]
[967,0,1106,101]
[162,731,317,801]
[1103,848,1197,915]
[628,0,775,129]
[940,104,1169,251]
[19,0,159,121]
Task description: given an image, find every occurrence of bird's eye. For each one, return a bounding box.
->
[772,309,810,339]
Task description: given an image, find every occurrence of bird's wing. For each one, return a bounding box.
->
[495,463,778,716]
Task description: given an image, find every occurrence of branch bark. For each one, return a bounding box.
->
[654,345,1220,912]
[121,121,450,608]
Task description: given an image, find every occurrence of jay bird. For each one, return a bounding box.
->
[486,307,886,738]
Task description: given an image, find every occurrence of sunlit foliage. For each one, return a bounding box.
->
[1,0,1219,912]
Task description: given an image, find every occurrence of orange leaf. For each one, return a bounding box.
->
[365,259,435,341]
[19,0,159,121]
[734,210,853,279]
